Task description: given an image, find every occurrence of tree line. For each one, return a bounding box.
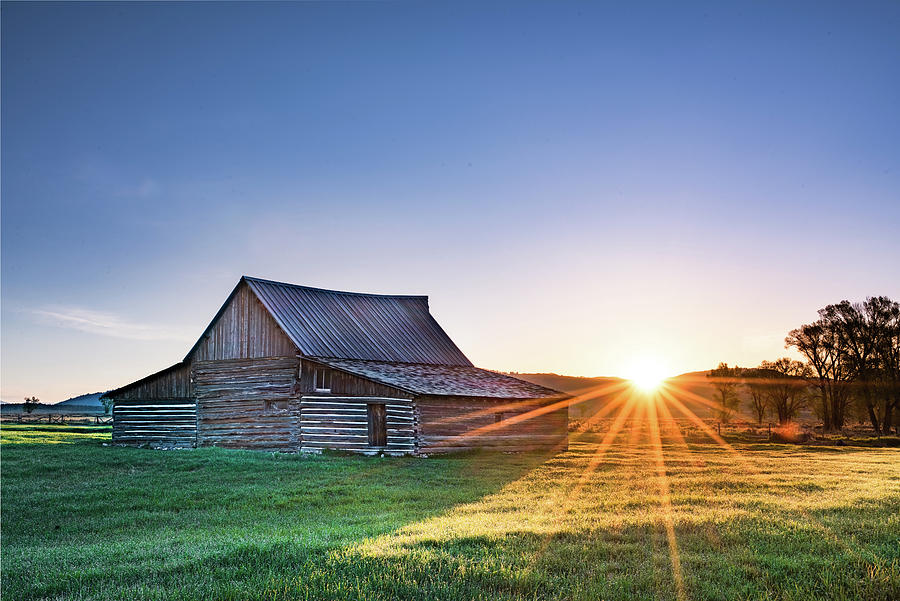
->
[708,296,900,434]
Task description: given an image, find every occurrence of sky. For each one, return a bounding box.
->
[2,1,899,403]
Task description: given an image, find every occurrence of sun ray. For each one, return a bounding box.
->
[427,380,632,451]
[648,398,687,601]
[655,398,689,450]
[524,389,640,573]
[628,392,648,447]
[659,385,875,567]
[428,379,631,428]
[658,380,730,414]
[570,390,631,436]
[657,387,737,451]
[422,373,874,593]
[571,392,641,495]
[654,396,706,471]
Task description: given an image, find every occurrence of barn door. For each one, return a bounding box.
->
[367,403,387,447]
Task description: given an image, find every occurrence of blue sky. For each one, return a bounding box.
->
[3,1,899,402]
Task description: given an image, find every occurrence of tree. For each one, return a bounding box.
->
[23,396,41,414]
[758,359,809,425]
[742,368,768,425]
[787,296,900,434]
[707,363,741,422]
[865,296,900,434]
[786,318,851,432]
[822,301,881,431]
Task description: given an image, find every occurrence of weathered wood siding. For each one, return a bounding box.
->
[417,396,568,453]
[112,398,198,448]
[300,396,416,455]
[299,361,413,398]
[112,362,193,401]
[194,357,300,451]
[192,281,297,361]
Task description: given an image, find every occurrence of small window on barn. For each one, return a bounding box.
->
[314,368,332,393]
[495,412,505,424]
[265,399,289,413]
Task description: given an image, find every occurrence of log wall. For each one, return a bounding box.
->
[417,396,568,454]
[112,398,198,448]
[194,357,300,451]
[192,281,297,361]
[299,395,416,455]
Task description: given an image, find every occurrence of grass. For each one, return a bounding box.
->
[1,424,899,600]
[0,424,112,445]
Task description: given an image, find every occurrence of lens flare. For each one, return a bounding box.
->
[624,355,671,392]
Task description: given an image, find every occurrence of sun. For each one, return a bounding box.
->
[623,355,671,393]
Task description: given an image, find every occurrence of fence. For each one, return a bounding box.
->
[567,417,817,443]
[4,414,112,425]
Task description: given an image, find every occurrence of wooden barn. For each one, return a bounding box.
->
[102,276,568,455]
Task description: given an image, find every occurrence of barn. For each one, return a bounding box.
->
[102,276,569,455]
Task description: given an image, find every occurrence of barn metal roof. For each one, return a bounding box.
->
[243,277,473,366]
[311,357,564,399]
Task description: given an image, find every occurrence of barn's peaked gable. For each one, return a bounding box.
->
[186,278,298,362]
[241,276,473,366]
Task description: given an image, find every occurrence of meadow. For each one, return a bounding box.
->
[1,423,898,600]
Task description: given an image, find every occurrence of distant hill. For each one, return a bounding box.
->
[514,369,817,423]
[56,391,106,409]
[1,391,108,415]
[513,370,742,421]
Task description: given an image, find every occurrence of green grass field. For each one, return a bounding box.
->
[2,423,898,600]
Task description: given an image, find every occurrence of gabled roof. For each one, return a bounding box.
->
[110,276,564,401]
[188,276,473,366]
[310,357,564,399]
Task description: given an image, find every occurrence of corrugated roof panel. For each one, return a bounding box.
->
[245,277,473,366]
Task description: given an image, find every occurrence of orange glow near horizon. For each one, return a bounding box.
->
[623,354,672,393]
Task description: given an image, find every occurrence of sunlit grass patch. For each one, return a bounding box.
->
[0,423,112,445]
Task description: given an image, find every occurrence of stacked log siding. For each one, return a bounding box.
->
[299,396,415,455]
[113,398,197,448]
[194,357,299,451]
